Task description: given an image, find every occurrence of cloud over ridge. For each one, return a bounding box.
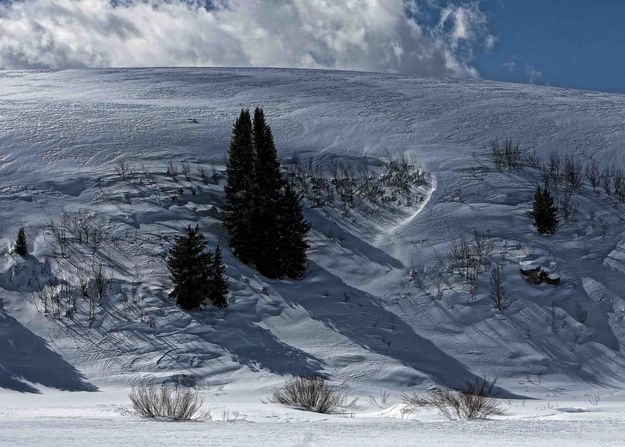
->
[0,0,491,77]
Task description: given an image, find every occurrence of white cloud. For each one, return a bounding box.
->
[0,0,491,77]
[525,64,543,84]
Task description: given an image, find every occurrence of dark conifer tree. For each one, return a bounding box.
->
[15,227,28,257]
[224,109,256,263]
[531,186,558,234]
[207,244,229,308]
[252,108,286,278]
[278,183,311,278]
[224,107,310,279]
[253,108,283,196]
[167,226,212,310]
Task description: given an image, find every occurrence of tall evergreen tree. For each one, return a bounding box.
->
[278,183,311,278]
[253,108,284,196]
[224,109,256,263]
[167,226,212,310]
[224,107,310,279]
[15,227,28,257]
[531,186,558,234]
[252,108,287,278]
[207,244,229,308]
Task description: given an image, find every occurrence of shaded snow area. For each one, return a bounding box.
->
[1,68,625,445]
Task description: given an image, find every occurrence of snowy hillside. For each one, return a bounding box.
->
[2,68,625,444]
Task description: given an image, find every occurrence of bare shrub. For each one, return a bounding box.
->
[598,219,609,239]
[402,378,502,420]
[271,377,345,414]
[115,159,132,180]
[167,161,179,179]
[197,165,209,184]
[448,230,495,286]
[129,385,210,421]
[44,216,69,257]
[91,261,110,307]
[546,303,563,334]
[574,302,588,324]
[366,390,391,408]
[559,191,576,223]
[180,161,191,180]
[601,167,612,195]
[548,151,562,187]
[585,159,600,191]
[489,261,512,311]
[490,139,523,170]
[563,155,583,191]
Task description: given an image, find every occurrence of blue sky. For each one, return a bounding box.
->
[0,0,623,93]
[475,0,625,92]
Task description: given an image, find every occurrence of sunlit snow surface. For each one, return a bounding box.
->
[1,68,625,445]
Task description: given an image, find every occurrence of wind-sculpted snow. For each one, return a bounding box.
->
[1,68,625,408]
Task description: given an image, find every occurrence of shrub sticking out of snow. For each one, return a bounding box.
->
[402,378,503,420]
[271,376,346,414]
[129,385,210,422]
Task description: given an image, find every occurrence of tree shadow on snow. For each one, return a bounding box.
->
[0,310,97,393]
[206,311,327,378]
[275,262,523,398]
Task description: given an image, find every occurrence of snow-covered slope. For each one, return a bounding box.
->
[1,68,625,402]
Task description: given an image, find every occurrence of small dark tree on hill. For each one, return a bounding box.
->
[207,244,229,308]
[15,227,28,257]
[531,186,558,234]
[167,226,212,310]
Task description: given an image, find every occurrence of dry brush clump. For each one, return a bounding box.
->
[271,376,345,414]
[129,385,210,421]
[490,139,525,171]
[286,153,429,213]
[402,378,503,420]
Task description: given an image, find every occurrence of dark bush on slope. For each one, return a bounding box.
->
[271,377,345,414]
[129,385,210,421]
[402,377,503,420]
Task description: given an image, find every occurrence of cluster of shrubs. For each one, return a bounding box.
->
[401,377,502,420]
[15,211,114,325]
[130,375,502,422]
[490,139,619,235]
[286,152,428,216]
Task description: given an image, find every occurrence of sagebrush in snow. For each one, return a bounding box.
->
[402,378,502,420]
[129,385,210,421]
[271,376,345,414]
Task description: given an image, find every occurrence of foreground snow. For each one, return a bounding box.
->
[2,388,625,446]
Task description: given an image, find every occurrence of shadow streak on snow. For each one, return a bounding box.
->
[209,311,327,378]
[304,210,404,270]
[276,262,522,398]
[0,310,97,393]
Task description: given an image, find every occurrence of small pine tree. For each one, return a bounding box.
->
[15,227,28,257]
[207,244,229,308]
[531,186,558,234]
[167,226,212,310]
